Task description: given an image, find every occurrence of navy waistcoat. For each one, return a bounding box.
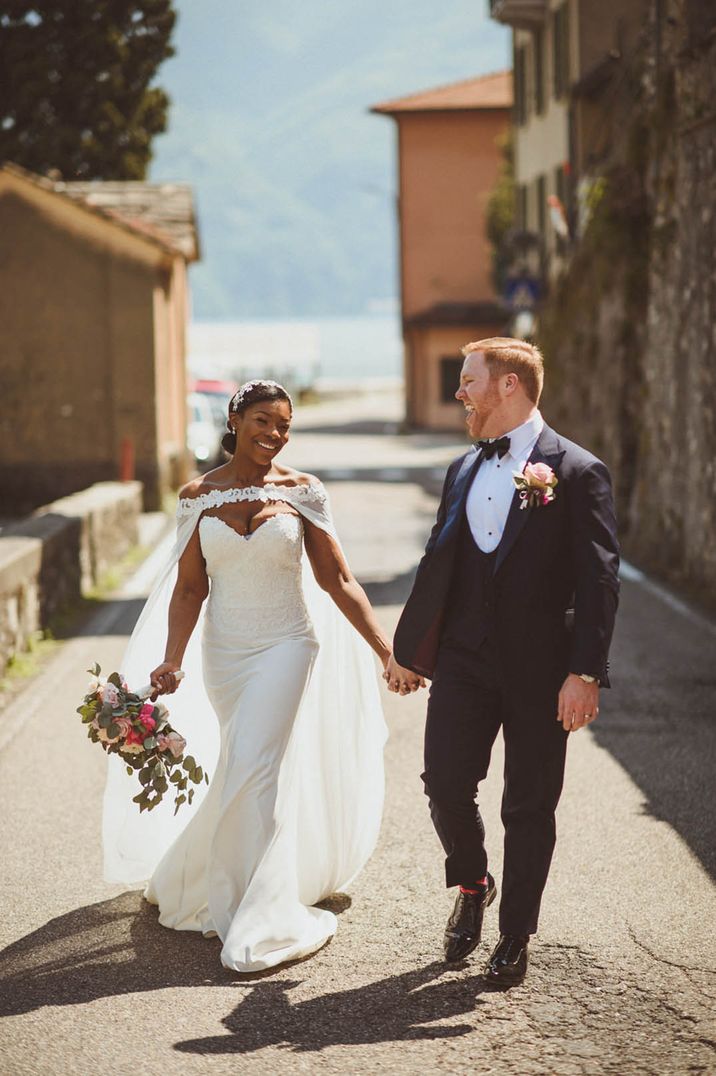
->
[441,510,498,652]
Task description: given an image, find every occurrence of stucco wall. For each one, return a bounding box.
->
[397,110,509,319]
[0,187,188,513]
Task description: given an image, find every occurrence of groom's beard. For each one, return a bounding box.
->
[465,391,501,439]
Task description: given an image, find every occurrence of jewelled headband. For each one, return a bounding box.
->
[228,380,293,415]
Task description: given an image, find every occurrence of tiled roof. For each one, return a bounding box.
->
[371,70,512,115]
[0,163,199,261]
[56,180,199,261]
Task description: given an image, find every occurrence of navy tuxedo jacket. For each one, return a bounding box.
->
[393,424,620,686]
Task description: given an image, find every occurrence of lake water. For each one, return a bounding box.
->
[188,315,403,390]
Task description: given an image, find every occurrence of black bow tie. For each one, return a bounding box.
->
[476,435,511,460]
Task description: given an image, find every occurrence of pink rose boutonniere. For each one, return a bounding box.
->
[513,461,558,510]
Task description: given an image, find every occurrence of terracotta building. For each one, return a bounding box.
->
[371,71,512,429]
[0,163,200,512]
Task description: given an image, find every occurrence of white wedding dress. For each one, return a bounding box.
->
[102,483,387,972]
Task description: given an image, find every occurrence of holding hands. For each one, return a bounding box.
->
[383,653,426,696]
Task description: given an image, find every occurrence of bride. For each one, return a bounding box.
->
[102,380,399,972]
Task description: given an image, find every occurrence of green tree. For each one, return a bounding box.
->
[0,0,176,180]
[485,133,515,294]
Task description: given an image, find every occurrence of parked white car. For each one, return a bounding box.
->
[187,392,223,470]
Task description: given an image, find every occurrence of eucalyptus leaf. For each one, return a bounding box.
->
[143,736,157,750]
[107,722,120,739]
[182,756,196,772]
[126,766,133,776]
[139,769,153,786]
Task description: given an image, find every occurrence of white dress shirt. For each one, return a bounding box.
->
[466,411,545,552]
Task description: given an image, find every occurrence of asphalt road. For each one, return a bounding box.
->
[1,391,715,1076]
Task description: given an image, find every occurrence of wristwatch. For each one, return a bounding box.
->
[576,673,598,684]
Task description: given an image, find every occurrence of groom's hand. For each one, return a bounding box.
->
[558,674,600,732]
[383,654,426,696]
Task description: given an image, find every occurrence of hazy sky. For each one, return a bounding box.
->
[150,3,510,319]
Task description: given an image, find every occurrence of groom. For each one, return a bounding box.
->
[386,337,619,986]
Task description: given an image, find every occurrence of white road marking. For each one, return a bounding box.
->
[620,559,716,637]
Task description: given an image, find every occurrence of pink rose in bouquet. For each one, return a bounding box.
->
[157,731,187,759]
[77,664,208,814]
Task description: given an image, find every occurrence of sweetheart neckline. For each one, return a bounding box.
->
[199,513,300,541]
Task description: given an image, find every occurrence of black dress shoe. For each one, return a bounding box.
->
[484,934,529,987]
[443,874,496,963]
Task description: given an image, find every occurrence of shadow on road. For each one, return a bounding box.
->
[0,890,351,1017]
[594,578,716,880]
[0,892,224,1015]
[362,568,418,608]
[174,961,484,1054]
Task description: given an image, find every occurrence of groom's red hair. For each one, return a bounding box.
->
[462,337,544,405]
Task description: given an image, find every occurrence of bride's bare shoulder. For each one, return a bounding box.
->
[272,465,320,488]
[178,478,205,501]
[179,466,232,501]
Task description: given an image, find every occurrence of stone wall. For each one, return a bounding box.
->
[0,481,142,675]
[537,1,716,610]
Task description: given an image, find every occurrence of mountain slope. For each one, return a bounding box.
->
[150,2,510,317]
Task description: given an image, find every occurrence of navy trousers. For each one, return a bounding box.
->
[423,639,569,937]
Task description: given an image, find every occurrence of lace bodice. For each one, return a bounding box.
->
[178,482,327,518]
[199,513,313,642]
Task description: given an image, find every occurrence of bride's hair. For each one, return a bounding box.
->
[222,380,294,454]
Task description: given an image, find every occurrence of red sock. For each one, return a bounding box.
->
[459,876,488,894]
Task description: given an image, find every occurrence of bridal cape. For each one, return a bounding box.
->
[102,481,387,971]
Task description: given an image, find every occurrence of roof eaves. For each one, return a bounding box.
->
[0,162,187,259]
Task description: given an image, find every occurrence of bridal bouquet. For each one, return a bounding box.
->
[77,664,208,814]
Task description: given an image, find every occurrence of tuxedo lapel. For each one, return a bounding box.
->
[494,425,564,575]
[443,448,483,534]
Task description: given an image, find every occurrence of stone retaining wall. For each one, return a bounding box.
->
[537,3,716,611]
[0,481,142,676]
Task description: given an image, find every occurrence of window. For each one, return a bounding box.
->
[536,175,547,239]
[533,28,545,116]
[552,2,570,100]
[554,164,567,208]
[440,357,463,404]
[514,43,527,125]
[517,184,528,230]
